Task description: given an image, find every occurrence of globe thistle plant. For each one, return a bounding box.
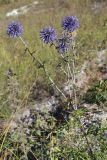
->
[62,16,79,32]
[7,21,23,38]
[40,27,56,44]
[5,16,98,160]
[56,34,71,54]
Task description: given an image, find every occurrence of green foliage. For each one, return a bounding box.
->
[83,80,107,104]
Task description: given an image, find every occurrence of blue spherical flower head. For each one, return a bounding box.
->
[62,16,79,32]
[7,21,23,38]
[40,27,56,44]
[56,35,71,54]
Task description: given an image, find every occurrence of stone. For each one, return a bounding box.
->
[6,1,39,17]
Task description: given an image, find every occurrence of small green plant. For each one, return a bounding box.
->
[83,80,107,105]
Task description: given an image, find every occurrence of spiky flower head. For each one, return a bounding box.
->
[40,27,56,44]
[56,34,71,54]
[62,16,79,32]
[7,21,23,38]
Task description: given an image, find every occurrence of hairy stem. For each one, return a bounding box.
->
[19,36,67,99]
[72,50,78,110]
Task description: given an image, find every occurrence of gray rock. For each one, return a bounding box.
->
[97,49,107,67]
[22,109,30,118]
[102,73,107,80]
[33,96,59,112]
[6,1,39,17]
